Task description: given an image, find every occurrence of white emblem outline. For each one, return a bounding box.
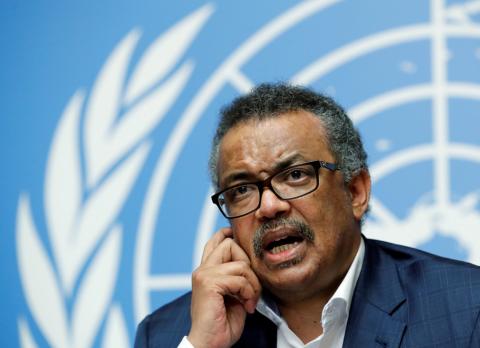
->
[294,0,480,260]
[135,0,480,323]
[15,4,212,346]
[134,0,343,322]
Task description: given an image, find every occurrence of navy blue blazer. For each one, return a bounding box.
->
[135,238,480,347]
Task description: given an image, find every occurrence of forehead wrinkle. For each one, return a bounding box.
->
[217,111,333,187]
[219,152,312,190]
[271,153,308,171]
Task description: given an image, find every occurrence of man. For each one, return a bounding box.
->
[135,83,480,347]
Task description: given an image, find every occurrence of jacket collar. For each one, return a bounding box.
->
[343,236,407,347]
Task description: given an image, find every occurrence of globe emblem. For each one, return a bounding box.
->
[134,0,480,322]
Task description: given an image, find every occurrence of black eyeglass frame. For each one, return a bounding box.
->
[211,160,340,219]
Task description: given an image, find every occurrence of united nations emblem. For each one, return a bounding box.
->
[15,1,480,347]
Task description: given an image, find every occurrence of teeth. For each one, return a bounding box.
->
[270,241,298,254]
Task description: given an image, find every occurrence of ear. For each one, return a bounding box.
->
[348,170,371,221]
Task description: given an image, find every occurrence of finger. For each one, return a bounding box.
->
[226,262,261,313]
[219,275,259,314]
[192,261,262,312]
[192,269,256,306]
[203,237,250,266]
[207,261,262,299]
[215,275,257,307]
[225,294,255,314]
[201,227,233,263]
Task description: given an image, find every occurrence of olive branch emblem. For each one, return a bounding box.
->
[15,5,213,347]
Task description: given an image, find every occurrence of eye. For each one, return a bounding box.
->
[277,166,315,186]
[224,184,255,203]
[285,168,311,182]
[235,185,249,195]
[288,169,306,180]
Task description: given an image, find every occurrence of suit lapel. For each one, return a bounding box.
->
[343,237,407,348]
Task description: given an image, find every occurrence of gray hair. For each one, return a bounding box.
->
[209,83,368,189]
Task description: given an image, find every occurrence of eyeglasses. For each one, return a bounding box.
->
[211,160,340,219]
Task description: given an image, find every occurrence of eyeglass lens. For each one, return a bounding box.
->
[219,163,319,218]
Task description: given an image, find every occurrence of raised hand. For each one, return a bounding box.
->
[187,228,261,348]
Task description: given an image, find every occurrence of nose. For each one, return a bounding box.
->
[254,187,291,220]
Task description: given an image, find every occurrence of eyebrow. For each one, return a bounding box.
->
[271,154,307,172]
[221,171,256,189]
[221,153,308,188]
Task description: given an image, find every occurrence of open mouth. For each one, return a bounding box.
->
[266,235,304,254]
[253,219,313,266]
[258,227,308,265]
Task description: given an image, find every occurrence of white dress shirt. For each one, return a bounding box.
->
[180,239,365,348]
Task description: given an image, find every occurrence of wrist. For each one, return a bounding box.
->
[186,334,207,348]
[187,331,227,348]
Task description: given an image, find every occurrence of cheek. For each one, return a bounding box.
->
[312,183,351,218]
[295,186,353,240]
[296,189,336,223]
[232,219,255,255]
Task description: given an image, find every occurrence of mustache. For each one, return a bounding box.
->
[252,217,314,257]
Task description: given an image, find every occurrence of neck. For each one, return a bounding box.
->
[277,293,332,343]
[270,242,357,343]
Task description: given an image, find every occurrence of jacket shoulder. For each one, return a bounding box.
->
[368,238,480,271]
[134,292,192,348]
[366,238,480,291]
[348,238,480,346]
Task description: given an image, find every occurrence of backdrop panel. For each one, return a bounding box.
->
[1,0,479,347]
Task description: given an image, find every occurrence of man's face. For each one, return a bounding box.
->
[217,110,368,301]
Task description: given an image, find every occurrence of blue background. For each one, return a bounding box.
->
[2,1,479,347]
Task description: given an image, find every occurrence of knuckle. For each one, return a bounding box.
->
[222,238,234,247]
[192,268,205,283]
[236,277,249,289]
[237,260,250,271]
[191,270,199,282]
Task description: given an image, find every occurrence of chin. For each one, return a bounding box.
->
[257,258,319,294]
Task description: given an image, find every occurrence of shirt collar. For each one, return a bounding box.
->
[256,238,365,326]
